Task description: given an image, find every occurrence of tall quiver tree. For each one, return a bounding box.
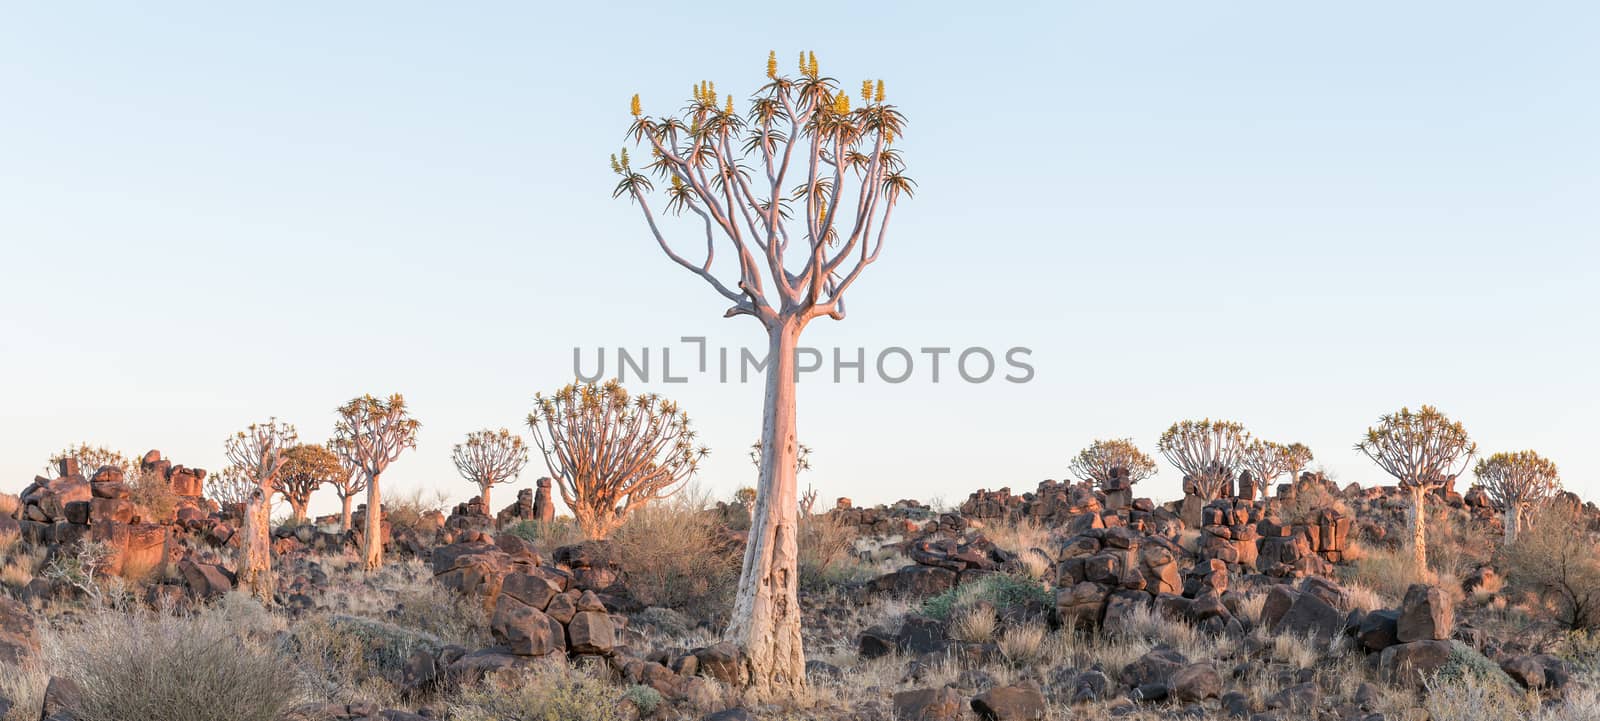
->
[1474,450,1560,545]
[526,380,706,539]
[1238,440,1292,501]
[1355,405,1475,569]
[1281,442,1314,489]
[277,444,343,523]
[1068,439,1157,510]
[1158,420,1250,526]
[614,51,912,695]
[329,445,367,533]
[452,428,529,512]
[331,394,420,571]
[223,418,296,602]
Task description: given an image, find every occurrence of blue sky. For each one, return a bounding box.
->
[2,2,1595,515]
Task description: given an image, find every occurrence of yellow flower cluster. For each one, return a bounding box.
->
[861,80,872,102]
[725,94,734,115]
[833,93,849,114]
[875,79,885,103]
[630,94,641,118]
[799,51,818,78]
[693,80,717,104]
[766,51,777,79]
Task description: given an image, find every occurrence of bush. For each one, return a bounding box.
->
[451,664,625,721]
[504,518,586,558]
[388,583,491,648]
[607,492,739,621]
[287,614,444,692]
[126,468,179,523]
[621,685,663,715]
[0,660,47,721]
[42,606,302,721]
[798,514,861,593]
[1435,640,1518,686]
[0,492,19,519]
[1422,670,1534,721]
[920,573,1052,621]
[386,487,449,536]
[1500,501,1600,630]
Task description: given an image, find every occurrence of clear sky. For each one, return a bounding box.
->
[2,2,1596,516]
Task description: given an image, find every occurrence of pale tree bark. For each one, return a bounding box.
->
[237,485,273,600]
[1409,484,1428,569]
[364,471,383,570]
[1504,505,1521,546]
[340,493,354,532]
[727,319,806,692]
[479,483,493,511]
[288,497,309,524]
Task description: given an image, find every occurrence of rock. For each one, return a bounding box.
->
[1122,647,1187,688]
[692,642,743,685]
[1260,585,1297,629]
[1170,663,1223,702]
[41,676,83,721]
[869,566,959,598]
[1221,690,1252,718]
[702,710,753,721]
[490,596,562,657]
[567,611,617,654]
[1357,610,1401,653]
[1379,640,1453,686]
[1500,654,1571,692]
[1273,589,1344,642]
[1266,682,1319,712]
[500,571,562,612]
[970,682,1046,720]
[893,686,964,721]
[1397,584,1453,642]
[446,647,528,682]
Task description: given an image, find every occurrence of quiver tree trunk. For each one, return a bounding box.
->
[1503,505,1521,546]
[1409,485,1428,569]
[236,485,274,602]
[725,320,806,697]
[288,497,308,524]
[340,494,354,532]
[480,484,492,513]
[362,472,383,571]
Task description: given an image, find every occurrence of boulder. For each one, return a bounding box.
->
[567,611,617,654]
[1500,654,1571,692]
[1357,609,1401,652]
[1169,663,1223,702]
[490,596,562,657]
[1397,584,1453,642]
[970,682,1047,720]
[893,686,964,721]
[1379,640,1453,686]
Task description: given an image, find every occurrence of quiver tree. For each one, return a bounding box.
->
[277,444,343,523]
[1282,442,1314,486]
[331,394,420,571]
[1068,438,1157,491]
[1355,405,1475,569]
[526,379,706,540]
[1475,450,1560,545]
[46,443,131,479]
[1157,420,1250,501]
[1238,440,1291,499]
[614,50,911,695]
[223,418,297,602]
[329,446,367,532]
[452,428,530,511]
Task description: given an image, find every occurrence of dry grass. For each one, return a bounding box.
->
[450,662,629,721]
[0,659,48,721]
[1234,590,1267,624]
[40,601,303,721]
[1344,541,1437,606]
[949,605,997,643]
[0,492,19,518]
[1344,581,1385,613]
[997,622,1047,666]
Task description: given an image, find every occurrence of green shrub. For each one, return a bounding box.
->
[622,684,663,715]
[1436,640,1517,687]
[452,665,625,721]
[287,614,443,693]
[920,573,1052,621]
[504,518,586,557]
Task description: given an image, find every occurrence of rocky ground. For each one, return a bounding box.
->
[1,452,1598,720]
